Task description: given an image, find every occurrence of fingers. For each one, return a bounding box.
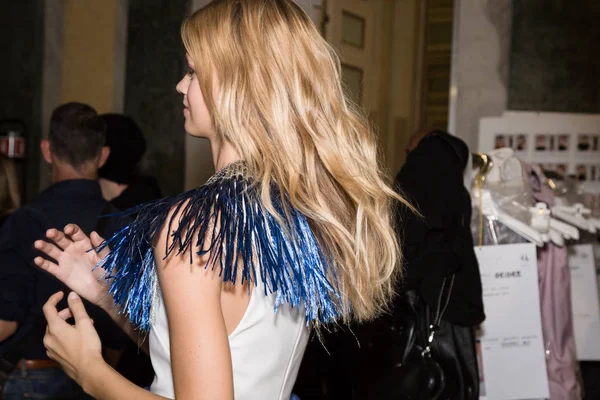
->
[57,307,91,324]
[58,307,73,321]
[42,291,65,326]
[90,231,110,258]
[67,292,92,325]
[34,256,60,276]
[66,224,91,245]
[34,240,63,261]
[46,229,73,250]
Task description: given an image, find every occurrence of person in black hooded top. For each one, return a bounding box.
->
[98,114,162,211]
[397,129,484,327]
[388,129,485,400]
[97,113,162,388]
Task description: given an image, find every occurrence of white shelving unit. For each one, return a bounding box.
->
[479,111,600,193]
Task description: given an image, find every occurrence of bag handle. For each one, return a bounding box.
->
[422,274,455,357]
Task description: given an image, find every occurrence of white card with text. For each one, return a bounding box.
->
[475,243,549,400]
[569,244,600,360]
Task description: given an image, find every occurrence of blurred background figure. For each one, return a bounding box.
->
[0,155,20,227]
[0,102,128,399]
[98,114,162,211]
[97,113,161,388]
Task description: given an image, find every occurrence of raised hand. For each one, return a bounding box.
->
[34,224,112,309]
[43,291,104,387]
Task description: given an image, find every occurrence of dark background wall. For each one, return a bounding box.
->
[125,0,190,196]
[508,0,600,113]
[0,1,44,202]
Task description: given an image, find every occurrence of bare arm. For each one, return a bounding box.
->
[49,209,234,400]
[155,218,234,400]
[43,292,165,400]
[38,207,234,399]
[0,319,17,342]
[84,362,168,399]
[83,255,234,400]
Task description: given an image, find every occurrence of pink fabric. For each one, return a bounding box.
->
[537,244,581,400]
[529,164,581,400]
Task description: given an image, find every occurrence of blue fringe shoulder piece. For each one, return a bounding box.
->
[97,161,342,331]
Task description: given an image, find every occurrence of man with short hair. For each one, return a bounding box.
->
[0,102,126,398]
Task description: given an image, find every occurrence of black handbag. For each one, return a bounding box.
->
[359,275,457,400]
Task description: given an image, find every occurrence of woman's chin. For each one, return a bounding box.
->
[183,119,214,139]
[185,128,210,139]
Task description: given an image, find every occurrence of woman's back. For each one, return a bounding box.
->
[150,284,309,399]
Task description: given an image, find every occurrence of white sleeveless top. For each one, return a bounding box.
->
[148,285,310,399]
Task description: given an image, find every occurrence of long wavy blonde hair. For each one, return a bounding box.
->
[182,0,411,323]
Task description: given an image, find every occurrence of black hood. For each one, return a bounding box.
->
[421,130,470,171]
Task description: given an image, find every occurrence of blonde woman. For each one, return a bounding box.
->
[0,154,20,226]
[33,1,408,399]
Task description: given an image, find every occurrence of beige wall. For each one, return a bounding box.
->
[323,0,423,175]
[60,0,127,113]
[384,0,422,174]
[39,0,127,190]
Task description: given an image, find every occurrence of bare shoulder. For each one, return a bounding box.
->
[154,199,222,296]
[154,198,250,336]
